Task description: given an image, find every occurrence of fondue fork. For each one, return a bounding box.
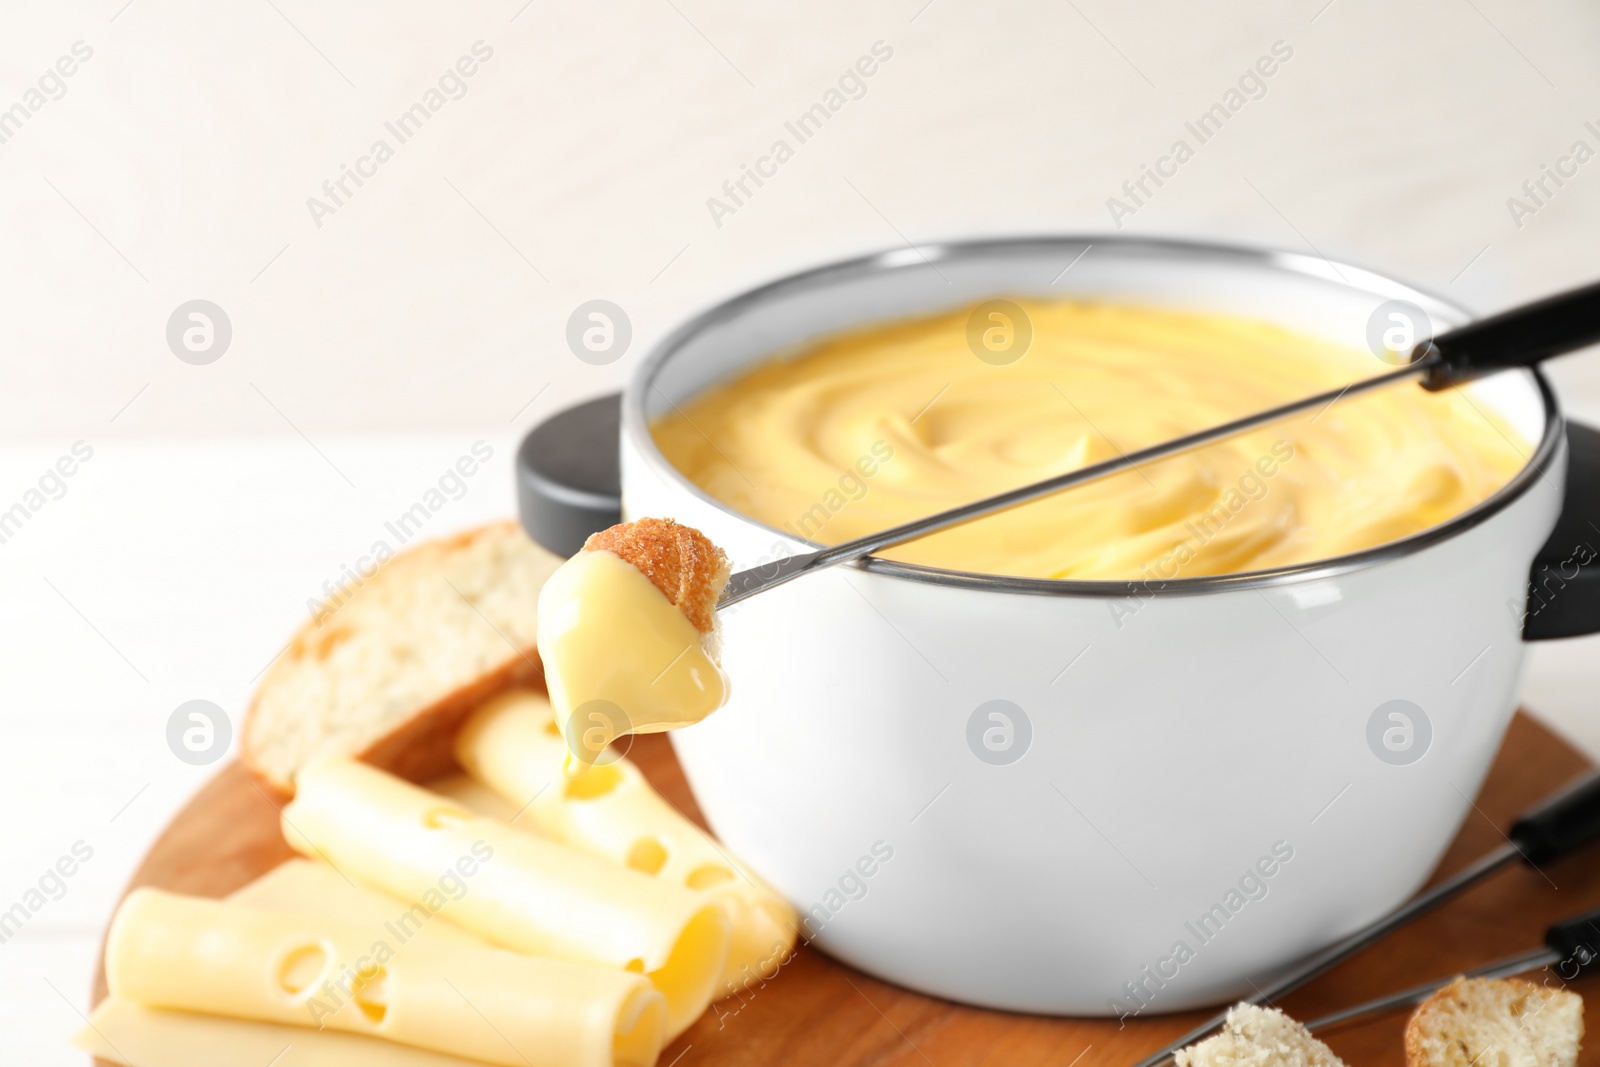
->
[719,278,1600,607]
[1301,904,1600,1035]
[1130,768,1600,1067]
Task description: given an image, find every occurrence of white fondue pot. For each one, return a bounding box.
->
[614,236,1600,1015]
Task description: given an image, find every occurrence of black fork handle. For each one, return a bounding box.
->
[1424,279,1600,389]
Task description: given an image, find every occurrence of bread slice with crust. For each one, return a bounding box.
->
[582,517,729,637]
[576,517,730,674]
[1404,977,1583,1067]
[1175,1004,1347,1067]
[243,521,564,793]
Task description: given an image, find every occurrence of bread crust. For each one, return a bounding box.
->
[1404,976,1583,1067]
[350,653,544,786]
[1405,978,1459,1067]
[242,520,554,794]
[583,518,730,634]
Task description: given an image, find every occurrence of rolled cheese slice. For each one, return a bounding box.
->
[105,888,666,1067]
[75,998,493,1067]
[232,856,483,949]
[283,756,730,1040]
[456,689,798,995]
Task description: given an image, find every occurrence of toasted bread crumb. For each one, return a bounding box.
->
[1405,977,1582,1067]
[583,518,730,634]
[1175,1004,1347,1067]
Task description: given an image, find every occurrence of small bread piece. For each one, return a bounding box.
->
[244,521,564,793]
[583,518,729,637]
[538,519,732,767]
[1404,977,1583,1067]
[1175,1004,1347,1067]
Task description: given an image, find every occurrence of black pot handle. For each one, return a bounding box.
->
[1523,420,1600,640]
[515,393,623,557]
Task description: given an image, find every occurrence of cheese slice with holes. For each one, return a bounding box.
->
[283,757,730,1040]
[75,863,500,1067]
[74,997,497,1067]
[453,689,798,995]
[418,773,527,825]
[103,888,666,1067]
[231,857,483,948]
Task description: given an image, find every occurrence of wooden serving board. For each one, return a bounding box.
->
[93,711,1600,1067]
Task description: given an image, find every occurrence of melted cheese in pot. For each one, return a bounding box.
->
[651,301,1528,580]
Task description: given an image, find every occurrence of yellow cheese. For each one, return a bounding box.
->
[536,549,728,772]
[431,771,533,826]
[282,757,730,1040]
[104,888,666,1067]
[416,773,527,825]
[74,998,495,1067]
[76,863,505,1067]
[454,690,799,994]
[651,300,1527,580]
[231,857,483,949]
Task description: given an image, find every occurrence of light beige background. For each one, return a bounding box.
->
[2,0,1599,436]
[2,2,1600,1062]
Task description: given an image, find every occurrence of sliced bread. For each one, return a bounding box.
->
[243,520,564,792]
[1175,1004,1347,1067]
[1404,977,1583,1067]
